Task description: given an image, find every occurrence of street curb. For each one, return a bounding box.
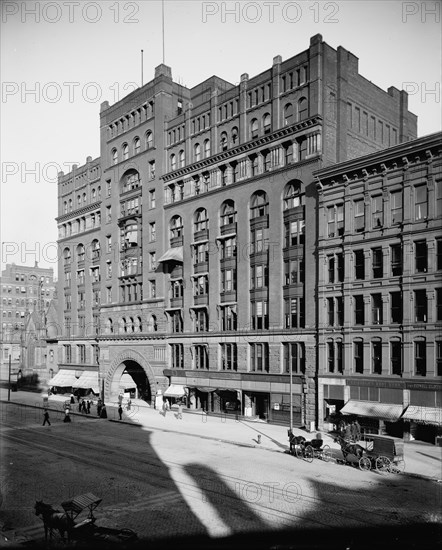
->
[0,399,99,420]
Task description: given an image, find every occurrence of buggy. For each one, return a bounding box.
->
[288,431,331,463]
[357,434,405,473]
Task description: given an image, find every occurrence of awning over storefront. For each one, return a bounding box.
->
[157,247,183,264]
[119,373,136,390]
[48,369,78,388]
[195,386,218,393]
[164,384,186,397]
[402,406,442,426]
[72,371,99,393]
[340,400,404,421]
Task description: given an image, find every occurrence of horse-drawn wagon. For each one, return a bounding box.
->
[288,430,331,462]
[357,434,405,473]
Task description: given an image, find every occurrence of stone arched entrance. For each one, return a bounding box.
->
[106,350,155,404]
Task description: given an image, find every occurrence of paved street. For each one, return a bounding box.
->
[0,391,441,547]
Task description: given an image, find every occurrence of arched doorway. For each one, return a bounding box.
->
[119,360,151,403]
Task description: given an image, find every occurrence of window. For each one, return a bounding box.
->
[106,206,112,223]
[414,290,427,322]
[336,297,344,326]
[436,180,442,218]
[327,298,335,326]
[436,341,442,377]
[220,132,228,151]
[437,288,442,322]
[64,345,72,363]
[149,189,156,209]
[284,103,293,126]
[415,340,426,376]
[372,341,382,375]
[149,222,156,242]
[415,185,427,220]
[171,280,183,299]
[415,241,427,272]
[221,343,237,371]
[283,183,302,210]
[193,276,208,297]
[372,248,383,278]
[149,252,156,271]
[328,256,335,283]
[372,195,383,228]
[220,237,236,260]
[250,119,258,139]
[354,199,365,232]
[354,250,365,280]
[354,340,363,374]
[194,143,201,162]
[251,300,269,329]
[122,143,129,160]
[354,295,364,325]
[250,343,269,372]
[284,343,305,373]
[111,148,118,165]
[194,243,209,265]
[285,259,303,285]
[134,137,140,155]
[170,311,183,333]
[284,220,305,247]
[390,191,402,224]
[390,292,403,324]
[327,341,335,373]
[337,253,344,282]
[221,269,236,292]
[263,113,271,134]
[194,209,208,233]
[327,205,344,237]
[194,309,208,332]
[194,345,208,370]
[437,240,442,271]
[391,244,402,276]
[171,343,184,369]
[298,97,307,121]
[391,341,402,376]
[284,297,304,328]
[204,139,210,158]
[170,154,176,171]
[146,131,153,149]
[149,160,155,180]
[178,149,185,167]
[220,305,237,331]
[250,265,267,289]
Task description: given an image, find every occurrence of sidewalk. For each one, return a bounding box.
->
[1,390,441,481]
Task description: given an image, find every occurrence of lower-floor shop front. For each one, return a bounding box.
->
[161,370,311,427]
[319,376,442,445]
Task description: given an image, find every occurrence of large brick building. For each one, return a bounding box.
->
[55,34,419,428]
[316,131,442,442]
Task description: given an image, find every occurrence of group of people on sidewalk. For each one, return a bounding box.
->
[338,419,361,442]
[160,398,183,420]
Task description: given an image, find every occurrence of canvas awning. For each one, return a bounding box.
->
[119,373,136,389]
[48,369,78,388]
[163,384,186,397]
[72,371,99,393]
[157,246,183,264]
[340,400,404,421]
[402,406,442,426]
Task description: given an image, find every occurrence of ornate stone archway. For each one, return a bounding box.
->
[106,349,156,402]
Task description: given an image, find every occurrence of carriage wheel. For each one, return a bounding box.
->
[295,445,303,459]
[375,456,391,473]
[359,456,371,471]
[321,445,332,462]
[304,445,314,463]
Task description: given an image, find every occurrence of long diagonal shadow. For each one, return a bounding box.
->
[236,420,287,450]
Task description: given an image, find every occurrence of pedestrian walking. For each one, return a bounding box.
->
[97,399,102,417]
[118,405,123,420]
[177,401,183,420]
[162,399,169,417]
[70,393,75,404]
[353,419,361,441]
[81,400,87,414]
[344,422,352,442]
[100,404,107,419]
[78,399,82,413]
[63,407,71,423]
[86,400,91,414]
[43,409,51,426]
[127,398,131,411]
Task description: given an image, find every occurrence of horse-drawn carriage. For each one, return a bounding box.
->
[334,433,405,473]
[35,493,137,544]
[288,430,331,463]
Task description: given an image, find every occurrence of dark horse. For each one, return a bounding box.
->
[334,435,365,463]
[35,500,73,541]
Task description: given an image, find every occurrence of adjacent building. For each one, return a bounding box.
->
[55,34,423,429]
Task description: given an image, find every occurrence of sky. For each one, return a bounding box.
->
[1,0,441,273]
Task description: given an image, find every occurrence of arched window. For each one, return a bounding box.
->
[91,188,96,200]
[204,139,210,158]
[146,131,153,149]
[170,215,183,240]
[220,132,228,151]
[284,103,294,126]
[91,239,100,260]
[170,154,176,171]
[134,137,140,155]
[179,149,185,167]
[263,113,271,134]
[111,148,118,165]
[194,143,201,162]
[298,97,308,121]
[231,127,238,145]
[250,118,259,139]
[220,200,236,226]
[82,193,86,203]
[250,191,268,219]
[64,201,68,214]
[194,208,208,233]
[69,199,72,211]
[121,170,140,193]
[148,315,157,332]
[122,143,129,160]
[107,318,113,334]
[63,247,71,265]
[76,244,85,262]
[283,181,302,210]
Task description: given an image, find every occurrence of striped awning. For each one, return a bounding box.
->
[157,246,183,263]
[402,406,442,426]
[48,369,78,388]
[340,400,405,421]
[72,371,99,393]
[164,384,186,397]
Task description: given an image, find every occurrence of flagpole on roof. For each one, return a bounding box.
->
[162,0,165,64]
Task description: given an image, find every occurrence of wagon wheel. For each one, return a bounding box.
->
[295,445,303,459]
[375,456,391,473]
[321,445,332,462]
[304,445,314,463]
[389,459,405,474]
[358,456,371,471]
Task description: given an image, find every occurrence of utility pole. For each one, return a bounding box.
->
[289,361,293,433]
[8,354,11,401]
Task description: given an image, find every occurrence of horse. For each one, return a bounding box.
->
[35,500,73,542]
[334,435,366,463]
